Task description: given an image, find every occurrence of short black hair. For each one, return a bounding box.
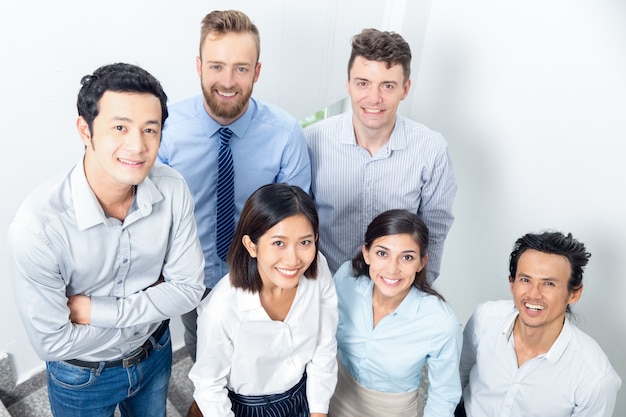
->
[77,63,168,134]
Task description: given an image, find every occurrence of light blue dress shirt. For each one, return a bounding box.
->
[334,261,462,417]
[305,112,457,282]
[158,96,311,288]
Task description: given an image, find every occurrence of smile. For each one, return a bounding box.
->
[217,90,237,98]
[118,158,142,166]
[276,267,299,277]
[525,302,544,311]
[364,108,383,114]
[381,276,400,285]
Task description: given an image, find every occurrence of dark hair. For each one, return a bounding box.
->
[228,183,319,292]
[76,63,168,134]
[348,28,412,83]
[509,231,590,311]
[200,10,260,62]
[351,209,444,300]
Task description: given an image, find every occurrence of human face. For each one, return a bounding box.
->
[78,91,162,193]
[363,233,427,305]
[243,214,317,291]
[510,249,582,332]
[347,56,410,134]
[196,32,261,125]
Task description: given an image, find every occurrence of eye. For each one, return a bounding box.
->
[114,125,125,131]
[402,254,414,261]
[519,277,530,283]
[375,250,387,257]
[300,239,313,247]
[382,83,395,90]
[210,65,221,71]
[356,81,367,87]
[236,66,248,73]
[544,281,555,287]
[144,128,159,135]
[272,241,284,247]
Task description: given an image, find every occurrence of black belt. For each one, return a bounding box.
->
[65,319,170,369]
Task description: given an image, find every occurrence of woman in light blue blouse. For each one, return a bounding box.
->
[329,209,462,417]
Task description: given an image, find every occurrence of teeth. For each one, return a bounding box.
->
[119,159,140,165]
[525,302,544,310]
[381,277,400,285]
[218,91,236,97]
[364,108,382,113]
[277,268,297,276]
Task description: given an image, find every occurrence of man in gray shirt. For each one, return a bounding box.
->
[8,63,205,417]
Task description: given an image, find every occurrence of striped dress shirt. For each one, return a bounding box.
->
[305,111,457,282]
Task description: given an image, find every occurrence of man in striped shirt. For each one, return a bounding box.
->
[305,28,457,283]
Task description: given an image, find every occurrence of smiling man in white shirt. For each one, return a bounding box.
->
[458,231,621,417]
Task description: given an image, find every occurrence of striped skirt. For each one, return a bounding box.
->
[228,373,309,417]
[329,361,422,417]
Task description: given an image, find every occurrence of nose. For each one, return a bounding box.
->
[125,129,145,152]
[528,282,542,298]
[219,69,236,89]
[284,245,299,265]
[369,87,383,104]
[388,257,401,274]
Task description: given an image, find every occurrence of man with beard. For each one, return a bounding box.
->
[157,10,310,416]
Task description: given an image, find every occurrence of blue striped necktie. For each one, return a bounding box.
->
[216,127,235,261]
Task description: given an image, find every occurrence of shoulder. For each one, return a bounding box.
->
[398,115,449,149]
[469,300,516,332]
[13,169,71,225]
[304,113,346,138]
[147,162,187,186]
[251,98,300,131]
[333,261,356,286]
[567,323,620,378]
[199,274,240,315]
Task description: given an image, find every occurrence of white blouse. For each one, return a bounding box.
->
[189,255,338,417]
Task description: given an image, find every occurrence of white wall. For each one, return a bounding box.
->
[1,0,623,414]
[412,0,626,414]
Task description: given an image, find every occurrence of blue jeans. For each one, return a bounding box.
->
[46,328,172,417]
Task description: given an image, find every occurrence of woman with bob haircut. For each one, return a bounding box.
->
[330,209,462,417]
[189,183,338,417]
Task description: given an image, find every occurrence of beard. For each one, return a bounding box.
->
[201,82,253,122]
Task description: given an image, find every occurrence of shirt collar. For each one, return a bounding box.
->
[71,157,164,230]
[341,111,408,151]
[501,308,573,364]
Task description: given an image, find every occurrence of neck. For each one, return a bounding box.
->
[371,286,408,327]
[513,315,565,366]
[352,116,394,156]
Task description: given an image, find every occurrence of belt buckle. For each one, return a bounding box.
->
[122,347,147,368]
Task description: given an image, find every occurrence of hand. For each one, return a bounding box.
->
[147,274,165,289]
[67,295,91,324]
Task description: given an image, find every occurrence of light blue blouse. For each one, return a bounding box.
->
[334,261,462,417]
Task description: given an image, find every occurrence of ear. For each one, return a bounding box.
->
[509,276,515,293]
[402,78,411,100]
[76,116,92,147]
[253,62,262,83]
[242,235,257,258]
[361,245,370,265]
[418,253,428,272]
[568,285,583,305]
[196,56,202,78]
[345,79,350,94]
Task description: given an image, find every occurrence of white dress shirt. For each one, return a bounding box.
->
[460,300,622,417]
[189,255,338,417]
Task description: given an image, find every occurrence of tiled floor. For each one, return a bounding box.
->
[1,348,194,417]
